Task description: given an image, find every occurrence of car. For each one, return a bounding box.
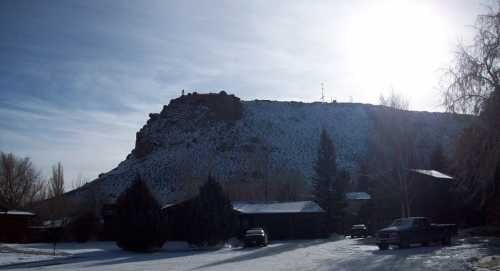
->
[243,227,268,247]
[376,217,457,250]
[348,224,368,238]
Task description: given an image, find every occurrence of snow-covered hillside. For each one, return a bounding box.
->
[71,92,466,204]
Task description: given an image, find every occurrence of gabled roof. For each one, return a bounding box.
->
[346,192,371,200]
[233,201,325,214]
[410,169,453,180]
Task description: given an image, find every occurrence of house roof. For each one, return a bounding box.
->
[233,201,325,214]
[346,192,371,200]
[410,169,453,180]
[0,210,35,216]
[162,203,176,209]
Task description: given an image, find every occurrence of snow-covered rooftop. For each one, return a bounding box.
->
[233,201,325,214]
[345,192,371,200]
[0,210,35,216]
[410,169,453,180]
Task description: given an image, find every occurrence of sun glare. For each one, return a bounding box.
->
[342,1,449,106]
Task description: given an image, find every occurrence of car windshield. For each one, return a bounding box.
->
[391,219,412,227]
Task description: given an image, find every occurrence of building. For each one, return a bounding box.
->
[345,192,371,215]
[344,192,372,233]
[409,169,455,223]
[0,208,36,243]
[162,200,327,241]
[233,201,326,239]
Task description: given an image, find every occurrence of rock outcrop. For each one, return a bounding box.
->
[69,92,467,204]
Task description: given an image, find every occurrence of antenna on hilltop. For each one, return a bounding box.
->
[321,82,325,102]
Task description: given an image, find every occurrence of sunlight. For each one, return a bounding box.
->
[342,0,450,104]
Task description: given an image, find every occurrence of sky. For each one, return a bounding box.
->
[0,0,492,189]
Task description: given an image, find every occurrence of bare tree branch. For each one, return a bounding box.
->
[0,152,46,208]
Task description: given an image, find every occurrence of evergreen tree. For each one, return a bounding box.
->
[115,176,165,252]
[334,169,349,233]
[313,129,337,211]
[312,129,347,233]
[187,176,236,246]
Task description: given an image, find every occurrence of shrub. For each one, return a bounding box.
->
[115,176,165,252]
[187,176,236,246]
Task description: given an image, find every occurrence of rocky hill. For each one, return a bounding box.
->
[70,92,467,205]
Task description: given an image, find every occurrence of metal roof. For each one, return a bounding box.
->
[233,201,325,214]
[410,169,453,180]
[345,192,371,200]
[0,210,35,216]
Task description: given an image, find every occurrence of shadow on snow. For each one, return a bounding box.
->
[193,239,332,270]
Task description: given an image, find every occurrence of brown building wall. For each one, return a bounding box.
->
[0,215,33,243]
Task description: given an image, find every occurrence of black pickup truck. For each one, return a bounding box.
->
[376,217,457,250]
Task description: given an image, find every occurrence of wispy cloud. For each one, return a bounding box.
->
[0,0,487,188]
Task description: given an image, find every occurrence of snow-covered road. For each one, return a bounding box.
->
[2,237,499,271]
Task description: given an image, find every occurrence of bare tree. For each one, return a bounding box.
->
[0,152,46,209]
[442,4,500,217]
[71,174,90,191]
[49,162,65,198]
[442,5,500,115]
[369,92,421,217]
[46,163,69,250]
[379,91,410,110]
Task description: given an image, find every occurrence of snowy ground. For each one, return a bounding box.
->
[1,237,499,271]
[0,252,60,268]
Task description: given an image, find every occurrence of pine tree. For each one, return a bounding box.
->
[334,169,349,233]
[313,129,348,233]
[313,129,336,211]
[187,176,236,246]
[115,176,165,252]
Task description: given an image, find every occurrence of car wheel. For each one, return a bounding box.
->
[378,244,389,250]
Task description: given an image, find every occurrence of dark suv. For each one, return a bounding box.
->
[243,228,268,247]
[348,224,368,238]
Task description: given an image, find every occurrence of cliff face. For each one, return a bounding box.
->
[72,92,466,204]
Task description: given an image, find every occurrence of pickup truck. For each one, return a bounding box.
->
[376,217,457,250]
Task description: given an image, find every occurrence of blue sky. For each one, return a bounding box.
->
[0,0,490,188]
